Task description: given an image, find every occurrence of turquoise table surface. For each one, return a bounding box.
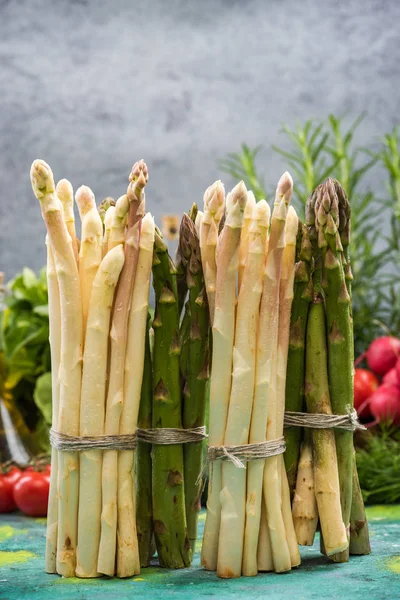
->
[0,507,399,600]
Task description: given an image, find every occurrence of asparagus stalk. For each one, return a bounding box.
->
[238,190,256,291]
[108,194,129,250]
[176,205,198,314]
[200,181,225,323]
[117,212,154,578]
[218,200,269,578]
[75,186,103,336]
[349,455,371,555]
[256,495,273,572]
[201,181,247,571]
[136,314,153,567]
[45,241,61,573]
[31,160,83,577]
[243,173,292,576]
[76,245,125,578]
[334,181,369,555]
[56,178,79,263]
[292,435,318,545]
[177,213,210,555]
[195,210,203,234]
[151,227,190,568]
[314,179,354,562]
[267,205,300,569]
[98,162,147,576]
[284,222,313,496]
[305,298,348,556]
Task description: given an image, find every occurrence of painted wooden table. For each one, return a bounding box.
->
[0,507,399,600]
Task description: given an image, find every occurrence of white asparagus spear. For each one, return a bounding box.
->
[217,200,270,578]
[76,245,125,578]
[31,160,83,577]
[201,181,247,571]
[257,495,273,572]
[117,213,155,578]
[56,178,79,263]
[108,194,129,250]
[274,206,301,567]
[263,202,298,573]
[238,190,256,291]
[45,240,61,573]
[103,205,116,257]
[200,181,225,323]
[98,161,147,576]
[242,173,293,575]
[75,186,103,337]
[292,439,318,545]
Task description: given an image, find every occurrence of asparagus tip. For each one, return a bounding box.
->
[286,205,299,245]
[203,180,225,219]
[75,185,96,217]
[30,159,55,199]
[129,159,149,185]
[276,171,293,201]
[55,178,73,205]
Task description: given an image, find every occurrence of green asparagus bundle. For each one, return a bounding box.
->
[136,314,154,567]
[284,221,313,497]
[179,211,210,554]
[151,228,191,569]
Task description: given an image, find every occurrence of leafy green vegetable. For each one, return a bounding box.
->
[1,268,51,447]
[356,427,400,504]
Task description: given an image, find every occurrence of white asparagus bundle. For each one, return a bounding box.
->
[238,191,256,291]
[200,180,225,323]
[256,495,273,572]
[56,178,79,263]
[98,162,147,576]
[242,173,293,575]
[75,186,103,334]
[31,160,83,577]
[201,181,247,571]
[44,240,61,573]
[75,244,125,578]
[217,200,270,579]
[292,439,318,546]
[117,212,154,578]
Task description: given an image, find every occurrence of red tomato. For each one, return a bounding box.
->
[0,467,22,513]
[13,470,50,517]
[354,368,379,419]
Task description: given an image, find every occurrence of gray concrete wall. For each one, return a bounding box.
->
[1,0,399,276]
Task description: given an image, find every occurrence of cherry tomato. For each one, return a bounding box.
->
[354,368,379,419]
[13,470,50,517]
[0,467,22,513]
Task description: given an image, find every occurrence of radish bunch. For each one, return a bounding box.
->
[355,336,400,426]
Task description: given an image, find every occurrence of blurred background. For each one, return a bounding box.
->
[1,0,400,274]
[1,0,400,503]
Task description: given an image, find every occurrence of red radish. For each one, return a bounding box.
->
[354,368,379,418]
[383,367,400,388]
[369,384,400,426]
[366,336,400,376]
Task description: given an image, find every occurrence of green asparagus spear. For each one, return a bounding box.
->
[284,220,313,497]
[179,213,210,554]
[151,228,190,568]
[349,452,371,555]
[314,179,354,563]
[136,314,154,567]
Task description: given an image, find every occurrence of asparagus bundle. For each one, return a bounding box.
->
[32,158,154,578]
